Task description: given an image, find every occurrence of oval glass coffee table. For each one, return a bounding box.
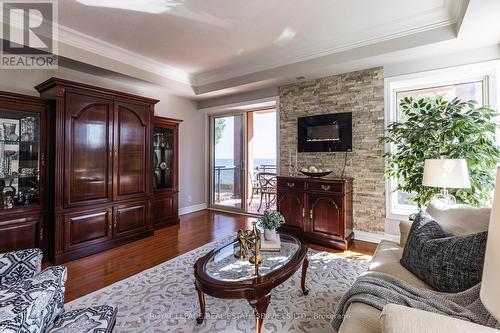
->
[193,233,309,333]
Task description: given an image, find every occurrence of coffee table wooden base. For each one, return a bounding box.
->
[195,256,309,333]
[249,293,271,333]
[195,283,205,324]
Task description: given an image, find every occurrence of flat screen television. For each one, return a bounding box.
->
[297,112,352,152]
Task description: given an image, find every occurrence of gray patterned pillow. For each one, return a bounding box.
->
[400,211,487,293]
[0,248,43,285]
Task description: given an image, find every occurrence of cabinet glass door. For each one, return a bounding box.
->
[0,109,40,210]
[153,126,174,190]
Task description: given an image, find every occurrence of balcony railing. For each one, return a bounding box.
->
[213,165,240,203]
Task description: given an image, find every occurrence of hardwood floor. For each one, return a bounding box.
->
[61,209,375,302]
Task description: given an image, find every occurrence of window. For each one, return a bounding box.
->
[385,61,500,219]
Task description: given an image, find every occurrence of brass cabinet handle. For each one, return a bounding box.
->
[41,153,45,168]
[302,208,305,218]
[39,226,43,241]
[310,209,313,219]
[113,216,117,228]
[321,185,331,191]
[287,182,295,188]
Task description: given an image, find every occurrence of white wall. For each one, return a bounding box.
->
[0,67,206,211]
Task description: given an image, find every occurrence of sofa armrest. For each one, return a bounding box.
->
[47,305,117,333]
[0,266,67,333]
[380,304,498,333]
[0,248,43,285]
[399,220,412,248]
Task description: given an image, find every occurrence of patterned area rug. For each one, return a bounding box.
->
[67,237,368,333]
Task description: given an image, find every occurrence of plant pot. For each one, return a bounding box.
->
[264,228,277,241]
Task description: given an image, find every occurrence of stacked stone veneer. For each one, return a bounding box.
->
[279,67,386,233]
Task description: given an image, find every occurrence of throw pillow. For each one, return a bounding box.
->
[0,248,43,285]
[400,211,487,293]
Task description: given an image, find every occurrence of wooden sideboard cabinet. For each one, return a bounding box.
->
[36,78,158,263]
[152,116,182,229]
[277,176,353,250]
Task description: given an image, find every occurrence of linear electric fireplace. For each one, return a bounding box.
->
[297,112,352,152]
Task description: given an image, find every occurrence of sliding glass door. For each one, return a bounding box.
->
[210,114,246,211]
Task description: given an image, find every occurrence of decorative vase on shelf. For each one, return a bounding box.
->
[264,228,277,241]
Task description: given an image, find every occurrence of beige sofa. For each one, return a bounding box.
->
[338,203,491,333]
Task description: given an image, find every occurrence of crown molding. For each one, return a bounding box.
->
[56,24,193,85]
[0,10,193,85]
[0,0,468,94]
[193,0,466,86]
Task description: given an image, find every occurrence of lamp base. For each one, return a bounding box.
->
[433,189,456,206]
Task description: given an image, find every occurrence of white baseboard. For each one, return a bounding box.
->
[179,203,207,216]
[354,230,400,244]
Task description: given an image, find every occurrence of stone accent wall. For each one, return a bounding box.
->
[279,67,385,233]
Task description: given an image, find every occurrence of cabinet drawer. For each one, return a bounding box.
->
[277,178,305,191]
[64,208,112,252]
[308,181,344,194]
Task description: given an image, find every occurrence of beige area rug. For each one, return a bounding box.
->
[67,237,368,333]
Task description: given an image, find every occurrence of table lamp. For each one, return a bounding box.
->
[481,166,500,322]
[422,158,471,205]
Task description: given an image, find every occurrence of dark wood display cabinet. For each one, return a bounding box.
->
[0,92,50,257]
[36,78,158,264]
[152,116,182,229]
[276,176,354,250]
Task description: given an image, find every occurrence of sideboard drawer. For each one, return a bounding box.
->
[278,178,305,191]
[308,181,344,194]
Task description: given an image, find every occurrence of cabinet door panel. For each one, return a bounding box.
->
[114,102,150,199]
[64,209,112,252]
[114,201,147,238]
[277,191,304,230]
[0,218,41,252]
[153,196,174,222]
[310,195,343,237]
[65,92,113,207]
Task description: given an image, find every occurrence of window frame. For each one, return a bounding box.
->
[384,61,500,220]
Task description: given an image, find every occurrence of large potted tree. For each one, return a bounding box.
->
[381,96,499,209]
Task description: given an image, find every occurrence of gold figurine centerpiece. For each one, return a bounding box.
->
[234,221,262,265]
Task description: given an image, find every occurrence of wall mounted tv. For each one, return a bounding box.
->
[297,112,352,152]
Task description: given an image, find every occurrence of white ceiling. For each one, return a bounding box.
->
[26,0,500,99]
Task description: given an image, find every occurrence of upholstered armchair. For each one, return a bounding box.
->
[0,248,117,333]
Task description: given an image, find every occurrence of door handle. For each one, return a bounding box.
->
[321,185,331,191]
[310,209,313,219]
[302,208,305,218]
[39,226,43,241]
[113,216,117,229]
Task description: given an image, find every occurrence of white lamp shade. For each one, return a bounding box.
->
[480,166,500,321]
[422,159,471,189]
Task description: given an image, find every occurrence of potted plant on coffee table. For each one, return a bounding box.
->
[257,210,285,241]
